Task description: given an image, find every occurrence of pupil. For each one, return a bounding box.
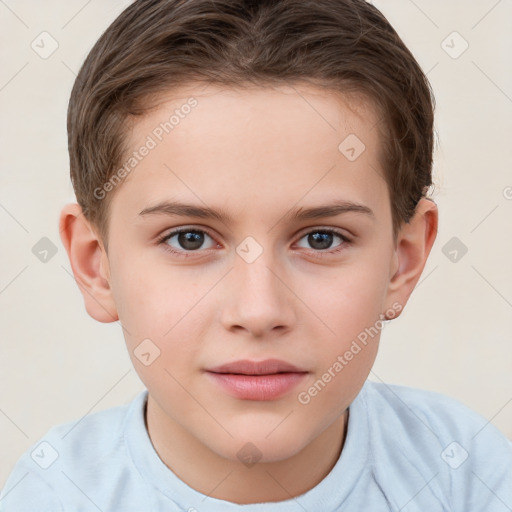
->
[179,231,204,250]
[309,232,332,250]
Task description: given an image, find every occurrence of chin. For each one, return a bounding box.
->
[207,427,311,465]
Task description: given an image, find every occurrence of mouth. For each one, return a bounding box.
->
[205,359,308,401]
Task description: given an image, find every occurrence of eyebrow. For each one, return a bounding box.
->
[138,199,375,223]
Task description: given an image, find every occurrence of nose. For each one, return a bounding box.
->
[220,249,296,339]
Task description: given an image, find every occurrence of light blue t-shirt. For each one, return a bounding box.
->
[1,380,511,511]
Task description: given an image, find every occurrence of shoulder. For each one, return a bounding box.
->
[360,380,512,510]
[363,379,495,437]
[0,391,147,511]
[36,391,138,468]
[0,470,64,512]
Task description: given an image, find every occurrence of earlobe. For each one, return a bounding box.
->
[385,198,438,315]
[59,203,119,323]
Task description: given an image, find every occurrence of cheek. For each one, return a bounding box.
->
[109,253,192,337]
[300,256,390,399]
[314,262,390,341]
[296,324,379,422]
[109,261,209,375]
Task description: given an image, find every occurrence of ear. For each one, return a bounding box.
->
[384,198,438,318]
[59,203,118,323]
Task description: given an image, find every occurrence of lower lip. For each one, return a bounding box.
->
[206,372,307,401]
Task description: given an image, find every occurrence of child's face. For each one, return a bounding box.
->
[95,84,407,462]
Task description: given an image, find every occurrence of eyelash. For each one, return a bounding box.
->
[156,227,352,259]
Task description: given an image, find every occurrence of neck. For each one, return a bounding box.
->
[145,396,349,505]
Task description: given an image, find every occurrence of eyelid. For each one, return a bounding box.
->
[158,225,351,242]
[158,225,217,242]
[294,225,353,242]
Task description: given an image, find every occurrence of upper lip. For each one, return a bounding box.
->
[206,359,307,375]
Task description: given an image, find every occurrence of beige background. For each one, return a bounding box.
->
[1,0,511,488]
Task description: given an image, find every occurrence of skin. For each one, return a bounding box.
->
[60,83,437,504]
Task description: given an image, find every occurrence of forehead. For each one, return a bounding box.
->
[136,82,380,149]
[112,82,388,225]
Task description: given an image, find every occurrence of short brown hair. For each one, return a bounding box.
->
[67,0,435,243]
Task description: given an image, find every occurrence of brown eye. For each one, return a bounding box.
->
[308,232,334,250]
[296,229,349,252]
[161,229,216,252]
